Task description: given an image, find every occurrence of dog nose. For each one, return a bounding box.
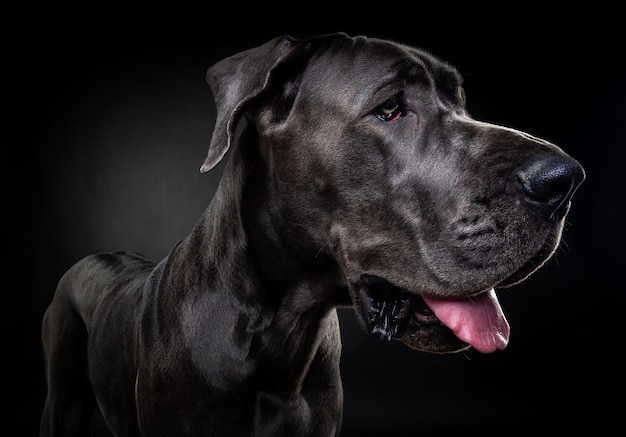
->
[516,154,585,219]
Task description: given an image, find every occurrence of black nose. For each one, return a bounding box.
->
[517,154,585,219]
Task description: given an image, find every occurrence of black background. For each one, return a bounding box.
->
[6,8,624,436]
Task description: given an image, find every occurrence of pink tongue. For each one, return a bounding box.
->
[421,289,510,353]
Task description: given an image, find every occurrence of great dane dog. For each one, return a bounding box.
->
[41,33,585,436]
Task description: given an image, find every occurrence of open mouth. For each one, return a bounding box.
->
[356,275,510,354]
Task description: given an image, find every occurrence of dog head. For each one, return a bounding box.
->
[203,33,585,354]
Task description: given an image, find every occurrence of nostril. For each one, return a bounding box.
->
[517,155,585,216]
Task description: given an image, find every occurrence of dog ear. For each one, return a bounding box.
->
[200,36,301,173]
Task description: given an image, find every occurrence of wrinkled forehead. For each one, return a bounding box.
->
[300,35,464,109]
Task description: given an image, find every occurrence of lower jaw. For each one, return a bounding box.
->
[398,318,470,353]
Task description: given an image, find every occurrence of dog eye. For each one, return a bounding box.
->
[375,96,403,122]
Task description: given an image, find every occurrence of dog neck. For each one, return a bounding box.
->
[168,125,348,397]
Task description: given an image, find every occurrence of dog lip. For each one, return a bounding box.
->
[357,274,448,341]
[357,275,413,341]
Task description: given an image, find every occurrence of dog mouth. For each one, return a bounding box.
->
[356,275,510,354]
[353,227,565,354]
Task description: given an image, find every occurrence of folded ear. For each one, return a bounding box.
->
[200,35,301,173]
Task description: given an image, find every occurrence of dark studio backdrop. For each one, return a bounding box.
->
[6,10,624,436]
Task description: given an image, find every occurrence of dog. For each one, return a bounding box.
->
[40,33,585,436]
